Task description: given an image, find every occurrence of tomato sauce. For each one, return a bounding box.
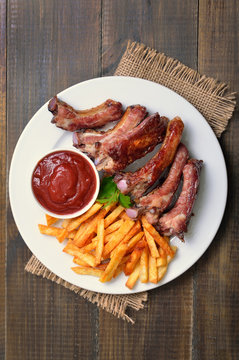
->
[32,150,97,215]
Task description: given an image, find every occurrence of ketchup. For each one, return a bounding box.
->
[32,150,97,215]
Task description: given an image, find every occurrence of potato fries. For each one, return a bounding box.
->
[38,201,178,289]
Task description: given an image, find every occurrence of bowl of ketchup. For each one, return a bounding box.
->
[31,148,100,218]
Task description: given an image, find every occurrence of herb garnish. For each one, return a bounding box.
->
[97,176,132,208]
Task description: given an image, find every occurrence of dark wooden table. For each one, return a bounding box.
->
[1,1,238,359]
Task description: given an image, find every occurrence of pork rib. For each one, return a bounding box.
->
[96,114,168,173]
[126,143,189,223]
[157,159,203,240]
[114,116,184,198]
[73,104,147,159]
[48,96,123,131]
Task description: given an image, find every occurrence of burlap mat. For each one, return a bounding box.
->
[25,40,236,324]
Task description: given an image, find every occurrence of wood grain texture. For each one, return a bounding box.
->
[100,2,198,359]
[102,0,198,75]
[0,1,6,358]
[194,1,239,359]
[6,1,101,359]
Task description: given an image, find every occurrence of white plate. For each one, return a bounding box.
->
[9,76,227,294]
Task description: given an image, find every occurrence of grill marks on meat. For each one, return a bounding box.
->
[48,96,123,131]
[73,105,147,159]
[114,117,184,198]
[96,114,168,173]
[157,159,203,240]
[127,143,189,223]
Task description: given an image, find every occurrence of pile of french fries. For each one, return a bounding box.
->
[38,202,177,289]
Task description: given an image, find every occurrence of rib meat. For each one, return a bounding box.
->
[73,104,147,159]
[157,159,203,240]
[126,143,189,223]
[96,114,168,173]
[114,116,184,198]
[48,96,123,131]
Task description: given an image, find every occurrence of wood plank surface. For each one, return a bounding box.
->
[3,0,238,359]
[194,1,239,359]
[0,1,6,358]
[100,1,198,359]
[6,1,101,359]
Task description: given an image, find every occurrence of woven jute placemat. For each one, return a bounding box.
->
[25,41,236,324]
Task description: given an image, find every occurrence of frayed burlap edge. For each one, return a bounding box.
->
[25,255,147,324]
[115,41,236,137]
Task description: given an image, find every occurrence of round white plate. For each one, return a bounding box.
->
[9,76,227,294]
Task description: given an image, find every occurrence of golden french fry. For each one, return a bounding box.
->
[105,219,124,235]
[141,216,174,257]
[167,246,177,264]
[120,212,132,221]
[126,232,145,253]
[56,228,68,243]
[74,204,115,247]
[104,205,124,228]
[72,266,104,277]
[113,263,124,278]
[121,220,141,244]
[159,247,167,259]
[149,254,158,284]
[67,203,103,232]
[38,224,63,237]
[67,229,77,239]
[73,256,90,267]
[140,247,149,283]
[124,239,145,275]
[63,241,95,267]
[61,218,71,229]
[143,228,160,258]
[125,262,140,289]
[80,240,97,253]
[45,214,59,226]
[102,220,135,258]
[156,257,167,267]
[95,219,105,265]
[157,265,168,281]
[100,244,128,282]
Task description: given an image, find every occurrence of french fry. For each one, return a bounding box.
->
[120,212,132,221]
[157,265,168,281]
[126,232,145,253]
[73,256,90,267]
[167,245,177,264]
[80,240,97,253]
[105,219,124,235]
[56,228,68,243]
[143,228,160,258]
[63,241,95,267]
[125,262,140,289]
[67,202,103,232]
[95,219,105,265]
[113,263,124,278]
[61,219,71,229]
[104,205,124,228]
[72,266,104,277]
[38,224,63,237]
[102,220,135,258]
[74,204,115,247]
[140,247,149,283]
[67,229,77,239]
[141,216,174,257]
[73,220,91,243]
[100,244,128,282]
[45,214,58,226]
[121,220,141,244]
[156,257,167,267]
[124,239,145,275]
[149,254,158,283]
[159,247,167,259]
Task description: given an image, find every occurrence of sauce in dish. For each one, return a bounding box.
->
[32,150,97,215]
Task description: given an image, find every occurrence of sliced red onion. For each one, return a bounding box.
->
[73,132,78,146]
[126,208,138,219]
[116,179,128,193]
